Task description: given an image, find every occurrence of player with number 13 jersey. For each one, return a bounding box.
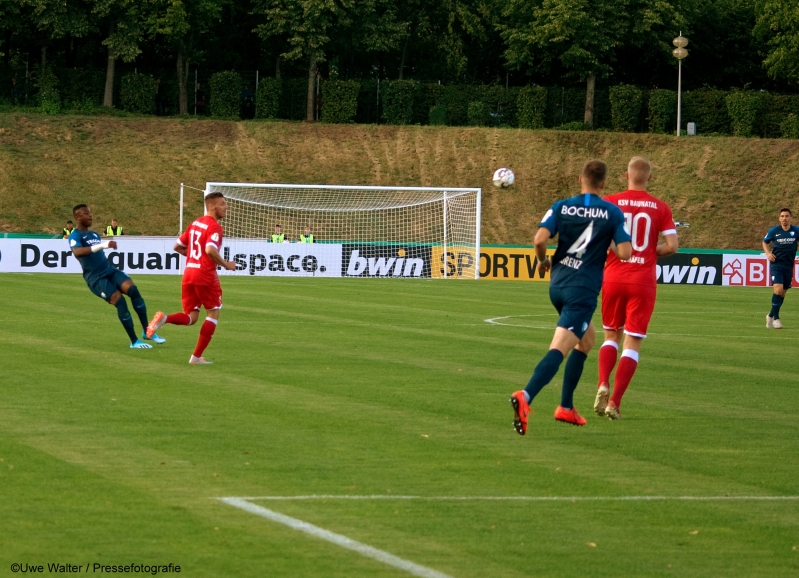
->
[147,192,237,364]
[595,157,678,420]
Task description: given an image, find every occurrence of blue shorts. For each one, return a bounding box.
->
[549,285,598,339]
[86,269,131,302]
[771,266,793,290]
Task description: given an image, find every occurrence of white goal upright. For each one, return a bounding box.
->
[204,183,481,279]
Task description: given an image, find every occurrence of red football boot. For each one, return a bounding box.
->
[554,406,587,426]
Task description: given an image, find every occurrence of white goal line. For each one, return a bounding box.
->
[226,494,799,502]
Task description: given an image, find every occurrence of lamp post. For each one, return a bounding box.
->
[672,33,689,136]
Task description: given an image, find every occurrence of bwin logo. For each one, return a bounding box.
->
[346,249,424,277]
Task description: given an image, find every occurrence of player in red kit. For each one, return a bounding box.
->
[146,192,236,364]
[594,157,679,419]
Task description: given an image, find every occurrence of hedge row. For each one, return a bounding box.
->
[3,63,799,138]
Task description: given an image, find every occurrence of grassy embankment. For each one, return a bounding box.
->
[1,112,798,248]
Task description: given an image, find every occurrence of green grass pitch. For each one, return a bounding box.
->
[2,273,798,577]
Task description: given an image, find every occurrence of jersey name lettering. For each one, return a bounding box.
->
[617,199,658,209]
[561,256,583,269]
[560,205,609,219]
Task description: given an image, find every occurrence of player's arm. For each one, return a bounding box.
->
[205,244,236,271]
[534,227,551,273]
[71,240,117,257]
[762,228,776,261]
[657,233,678,257]
[612,241,632,261]
[611,208,632,261]
[174,229,188,256]
[535,206,557,274]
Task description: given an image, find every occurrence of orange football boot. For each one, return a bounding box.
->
[146,311,166,339]
[554,406,587,426]
[510,391,531,435]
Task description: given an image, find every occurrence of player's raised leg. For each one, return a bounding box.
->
[108,291,152,349]
[555,321,594,426]
[147,309,196,338]
[118,277,165,344]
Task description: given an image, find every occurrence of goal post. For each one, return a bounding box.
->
[205,183,481,279]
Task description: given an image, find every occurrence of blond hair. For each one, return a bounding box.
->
[627,156,652,187]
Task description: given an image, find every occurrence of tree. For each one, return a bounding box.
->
[500,0,626,127]
[93,0,148,107]
[756,0,799,86]
[254,0,352,121]
[27,0,92,67]
[500,0,682,127]
[148,0,227,115]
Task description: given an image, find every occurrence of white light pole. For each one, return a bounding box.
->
[672,33,689,136]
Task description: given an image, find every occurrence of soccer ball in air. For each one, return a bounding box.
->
[493,168,515,188]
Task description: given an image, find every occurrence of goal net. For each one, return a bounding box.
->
[205,183,481,279]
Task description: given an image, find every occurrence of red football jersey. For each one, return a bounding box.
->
[603,190,676,286]
[177,215,224,286]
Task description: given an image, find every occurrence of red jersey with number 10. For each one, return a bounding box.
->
[603,190,676,287]
[177,215,224,285]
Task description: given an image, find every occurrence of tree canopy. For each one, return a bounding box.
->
[0,0,795,115]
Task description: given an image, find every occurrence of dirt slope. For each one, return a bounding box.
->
[1,113,797,248]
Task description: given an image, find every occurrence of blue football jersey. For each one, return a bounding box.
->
[763,225,799,269]
[68,228,116,281]
[540,193,631,294]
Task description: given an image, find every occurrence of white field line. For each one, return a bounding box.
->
[217,497,453,578]
[484,315,799,339]
[229,495,799,502]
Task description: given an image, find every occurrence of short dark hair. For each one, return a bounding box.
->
[275,224,282,228]
[205,192,225,202]
[72,204,88,214]
[66,220,73,224]
[581,160,607,189]
[780,208,792,216]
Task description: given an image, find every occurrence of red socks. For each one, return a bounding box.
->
[193,318,217,358]
[166,312,192,325]
[610,350,639,408]
[598,341,619,387]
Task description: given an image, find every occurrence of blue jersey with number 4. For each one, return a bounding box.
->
[68,228,116,283]
[540,193,630,294]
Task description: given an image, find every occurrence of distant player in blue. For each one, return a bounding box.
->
[763,208,799,329]
[69,204,164,348]
[510,160,632,433]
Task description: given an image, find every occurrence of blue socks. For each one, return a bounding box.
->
[115,297,138,344]
[560,350,588,409]
[770,294,784,319]
[127,285,149,330]
[523,349,564,403]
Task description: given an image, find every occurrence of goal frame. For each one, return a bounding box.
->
[203,182,482,280]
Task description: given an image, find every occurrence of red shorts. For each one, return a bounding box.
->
[601,281,656,338]
[182,281,223,313]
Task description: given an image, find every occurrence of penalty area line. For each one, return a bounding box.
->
[233,494,799,502]
[216,497,453,578]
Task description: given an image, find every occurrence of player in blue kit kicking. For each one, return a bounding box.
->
[763,208,799,329]
[510,160,632,433]
[68,204,165,348]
